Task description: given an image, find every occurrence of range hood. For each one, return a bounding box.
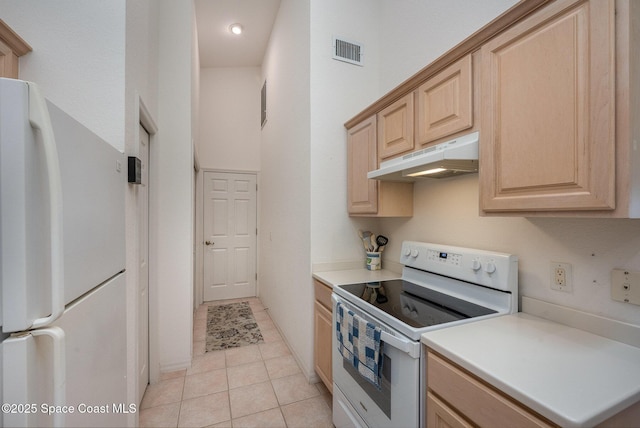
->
[367,131,479,181]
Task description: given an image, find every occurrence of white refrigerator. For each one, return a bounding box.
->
[0,78,128,427]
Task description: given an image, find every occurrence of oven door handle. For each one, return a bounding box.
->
[380,331,420,359]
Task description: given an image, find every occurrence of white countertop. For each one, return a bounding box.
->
[312,268,400,288]
[422,311,640,427]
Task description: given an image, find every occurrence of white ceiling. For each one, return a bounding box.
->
[195,0,281,68]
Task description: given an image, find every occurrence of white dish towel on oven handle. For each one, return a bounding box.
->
[336,302,383,389]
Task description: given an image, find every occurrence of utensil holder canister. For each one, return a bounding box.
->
[366,252,381,270]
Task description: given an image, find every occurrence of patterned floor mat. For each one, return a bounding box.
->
[206,301,264,352]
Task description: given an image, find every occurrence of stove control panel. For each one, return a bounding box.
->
[400,241,518,293]
[427,249,462,266]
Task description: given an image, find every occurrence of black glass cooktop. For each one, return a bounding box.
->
[337,279,496,329]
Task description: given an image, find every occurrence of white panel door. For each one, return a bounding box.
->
[137,124,149,404]
[203,172,257,301]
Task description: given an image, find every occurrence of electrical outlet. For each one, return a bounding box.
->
[550,262,572,292]
[611,269,640,306]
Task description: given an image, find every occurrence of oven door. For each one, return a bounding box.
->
[332,294,421,428]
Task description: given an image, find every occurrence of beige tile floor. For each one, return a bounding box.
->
[139,297,334,428]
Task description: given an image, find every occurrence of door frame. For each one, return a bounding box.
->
[137,98,158,397]
[136,122,151,405]
[195,169,259,306]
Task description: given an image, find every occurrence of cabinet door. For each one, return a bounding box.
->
[0,40,18,78]
[0,21,31,79]
[427,352,555,428]
[347,115,414,217]
[378,93,414,160]
[426,392,473,428]
[314,301,333,393]
[347,115,378,214]
[417,55,473,146]
[480,0,615,212]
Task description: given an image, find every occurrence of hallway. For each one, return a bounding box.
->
[139,298,333,427]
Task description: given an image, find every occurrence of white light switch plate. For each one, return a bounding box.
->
[611,269,640,306]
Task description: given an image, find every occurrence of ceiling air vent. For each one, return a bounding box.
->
[333,36,363,66]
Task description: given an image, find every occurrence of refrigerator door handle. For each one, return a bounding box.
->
[31,326,66,428]
[3,326,66,428]
[26,82,65,329]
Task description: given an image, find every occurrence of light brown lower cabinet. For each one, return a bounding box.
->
[426,351,557,428]
[427,392,473,428]
[426,350,640,428]
[313,279,333,393]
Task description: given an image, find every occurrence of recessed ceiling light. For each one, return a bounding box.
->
[229,23,243,35]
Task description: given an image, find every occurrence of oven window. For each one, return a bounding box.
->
[343,352,392,418]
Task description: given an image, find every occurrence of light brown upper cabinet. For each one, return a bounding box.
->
[346,0,640,218]
[347,115,413,217]
[348,116,378,215]
[377,92,414,161]
[417,55,473,146]
[0,20,31,79]
[479,0,624,215]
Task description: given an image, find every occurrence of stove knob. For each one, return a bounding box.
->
[410,309,418,318]
[403,248,411,257]
[471,259,482,271]
[410,249,419,258]
[484,261,496,274]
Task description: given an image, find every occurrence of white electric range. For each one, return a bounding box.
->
[331,241,518,428]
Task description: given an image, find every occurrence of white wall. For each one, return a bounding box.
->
[310,0,382,266]
[195,66,260,309]
[308,0,520,269]
[377,0,519,93]
[154,0,195,372]
[259,0,313,377]
[198,67,262,171]
[378,177,640,325]
[1,0,127,149]
[192,0,202,314]
[124,0,160,421]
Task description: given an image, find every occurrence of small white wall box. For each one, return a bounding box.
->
[128,156,141,184]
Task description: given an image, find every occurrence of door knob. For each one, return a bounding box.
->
[205,241,214,246]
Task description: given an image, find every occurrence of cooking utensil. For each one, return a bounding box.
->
[358,230,371,251]
[376,235,388,251]
[376,285,388,303]
[361,286,371,301]
[371,234,377,252]
[362,231,372,251]
[368,288,377,304]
